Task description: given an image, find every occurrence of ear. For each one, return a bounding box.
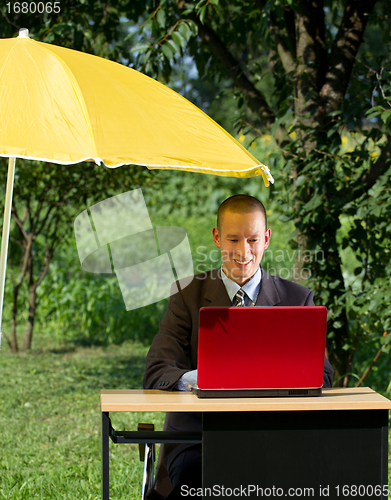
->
[264,228,271,249]
[212,227,220,248]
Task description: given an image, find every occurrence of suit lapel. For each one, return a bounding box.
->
[202,268,231,307]
[255,267,281,306]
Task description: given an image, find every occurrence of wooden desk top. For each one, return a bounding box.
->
[101,387,391,413]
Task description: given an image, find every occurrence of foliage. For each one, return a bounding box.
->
[37,257,168,347]
[0,0,136,61]
[119,0,391,384]
[1,0,391,384]
[281,126,391,385]
[32,175,296,349]
[0,160,156,351]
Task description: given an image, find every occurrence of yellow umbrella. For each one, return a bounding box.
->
[0,29,273,178]
[0,28,274,345]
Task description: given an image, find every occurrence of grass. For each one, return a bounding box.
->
[0,334,390,500]
[0,337,165,500]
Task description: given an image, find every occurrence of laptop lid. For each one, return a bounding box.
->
[197,306,327,391]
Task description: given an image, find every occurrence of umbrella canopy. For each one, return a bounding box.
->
[0,29,274,346]
[0,29,273,182]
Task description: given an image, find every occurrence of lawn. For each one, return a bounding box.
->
[0,335,390,499]
[0,337,164,500]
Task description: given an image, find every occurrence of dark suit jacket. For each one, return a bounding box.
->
[143,267,334,469]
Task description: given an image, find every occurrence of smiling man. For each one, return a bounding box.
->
[213,195,271,287]
[143,194,333,499]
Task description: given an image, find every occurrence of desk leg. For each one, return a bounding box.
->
[102,412,110,500]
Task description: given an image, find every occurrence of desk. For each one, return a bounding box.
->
[101,388,391,499]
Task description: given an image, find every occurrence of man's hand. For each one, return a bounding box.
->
[176,370,198,391]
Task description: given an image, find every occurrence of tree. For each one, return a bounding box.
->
[119,0,391,385]
[0,3,158,352]
[1,160,155,352]
[1,1,390,383]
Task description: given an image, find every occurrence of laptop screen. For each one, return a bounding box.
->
[197,306,327,390]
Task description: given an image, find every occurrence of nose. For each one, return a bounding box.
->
[237,239,251,258]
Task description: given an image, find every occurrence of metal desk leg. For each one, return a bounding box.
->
[102,412,110,500]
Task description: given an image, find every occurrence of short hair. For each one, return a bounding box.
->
[217,194,267,230]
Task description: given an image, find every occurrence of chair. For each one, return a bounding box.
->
[139,413,173,500]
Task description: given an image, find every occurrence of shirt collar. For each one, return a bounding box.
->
[220,266,262,305]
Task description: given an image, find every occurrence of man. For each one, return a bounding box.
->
[143,194,333,497]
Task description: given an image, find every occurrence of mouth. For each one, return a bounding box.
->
[233,258,252,266]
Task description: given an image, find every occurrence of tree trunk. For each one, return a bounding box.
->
[23,243,53,351]
[10,284,20,353]
[23,285,37,352]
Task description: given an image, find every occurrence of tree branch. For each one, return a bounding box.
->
[294,0,327,137]
[34,245,53,290]
[254,0,296,74]
[356,332,387,387]
[11,207,28,241]
[342,136,391,200]
[32,207,62,292]
[35,203,59,236]
[189,14,276,128]
[15,235,33,288]
[319,0,378,115]
[269,10,296,74]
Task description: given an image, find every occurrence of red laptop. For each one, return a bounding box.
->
[193,306,327,398]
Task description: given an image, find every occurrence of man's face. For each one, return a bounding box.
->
[212,209,271,286]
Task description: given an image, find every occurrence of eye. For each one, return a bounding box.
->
[228,239,238,242]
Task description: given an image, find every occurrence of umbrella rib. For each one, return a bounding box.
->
[39,44,99,159]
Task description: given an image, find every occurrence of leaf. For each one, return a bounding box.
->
[140,50,152,65]
[380,109,391,126]
[199,5,207,24]
[195,0,206,9]
[295,175,306,187]
[327,110,343,117]
[167,39,180,53]
[171,32,186,49]
[124,30,138,42]
[356,206,365,219]
[303,194,322,211]
[156,8,166,28]
[161,43,175,61]
[365,106,384,115]
[43,32,55,43]
[129,44,150,53]
[178,22,192,41]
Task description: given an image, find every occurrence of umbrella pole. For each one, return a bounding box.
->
[0,157,16,349]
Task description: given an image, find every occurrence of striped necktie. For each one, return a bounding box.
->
[233,289,246,307]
